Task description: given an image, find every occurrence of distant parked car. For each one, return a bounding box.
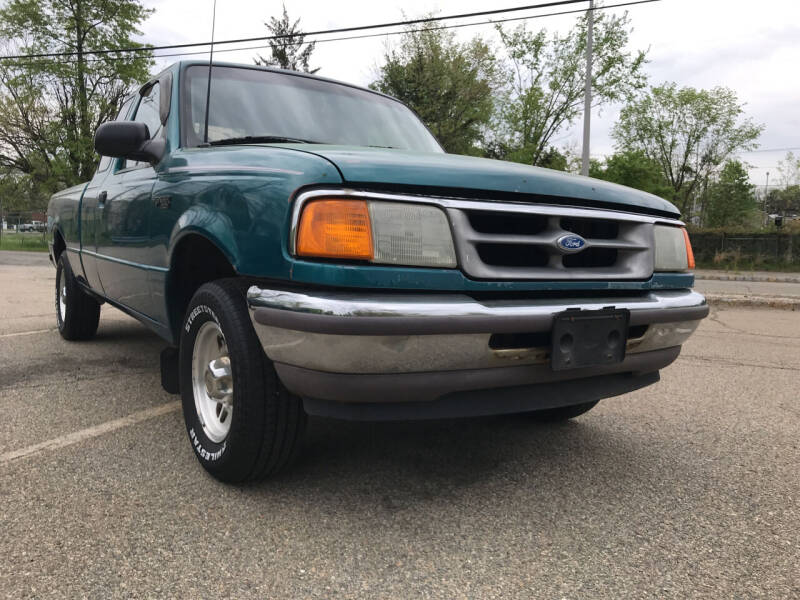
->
[18,221,45,232]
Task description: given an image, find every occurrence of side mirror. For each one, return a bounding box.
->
[94,121,165,165]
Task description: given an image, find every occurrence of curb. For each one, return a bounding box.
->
[695,273,800,284]
[704,294,799,311]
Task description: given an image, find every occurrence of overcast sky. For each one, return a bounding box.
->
[140,0,800,186]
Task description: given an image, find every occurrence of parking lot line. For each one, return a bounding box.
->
[0,328,57,338]
[0,401,181,465]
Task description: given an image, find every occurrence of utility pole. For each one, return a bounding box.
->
[764,171,770,226]
[580,0,594,176]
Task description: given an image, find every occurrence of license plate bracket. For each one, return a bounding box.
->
[550,308,630,371]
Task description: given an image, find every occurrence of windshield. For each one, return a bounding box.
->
[182,65,443,152]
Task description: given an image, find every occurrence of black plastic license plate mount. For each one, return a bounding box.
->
[550,307,630,371]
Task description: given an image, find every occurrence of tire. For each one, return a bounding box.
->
[528,400,599,422]
[179,279,306,483]
[55,254,101,341]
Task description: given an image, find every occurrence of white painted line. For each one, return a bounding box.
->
[0,328,56,338]
[0,401,181,465]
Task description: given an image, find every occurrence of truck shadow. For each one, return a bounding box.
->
[250,411,671,513]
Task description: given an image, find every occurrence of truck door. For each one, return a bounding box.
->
[79,155,113,290]
[80,97,136,291]
[94,83,161,318]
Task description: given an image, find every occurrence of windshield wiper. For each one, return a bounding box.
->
[207,135,320,146]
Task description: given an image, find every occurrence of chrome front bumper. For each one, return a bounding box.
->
[246,287,708,411]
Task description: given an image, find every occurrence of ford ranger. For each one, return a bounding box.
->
[47,61,708,482]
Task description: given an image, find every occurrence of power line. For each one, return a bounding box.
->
[0,0,663,65]
[0,0,590,61]
[156,0,661,61]
[739,147,800,154]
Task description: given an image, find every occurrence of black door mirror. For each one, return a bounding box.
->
[94,121,165,165]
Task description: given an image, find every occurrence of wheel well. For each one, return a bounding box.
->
[52,230,66,261]
[167,234,236,343]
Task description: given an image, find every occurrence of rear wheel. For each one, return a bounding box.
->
[528,400,599,422]
[55,254,100,341]
[179,279,306,483]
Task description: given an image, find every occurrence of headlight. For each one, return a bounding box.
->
[654,225,695,271]
[295,199,457,268]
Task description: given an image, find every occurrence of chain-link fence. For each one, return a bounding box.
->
[0,210,48,251]
[690,232,798,271]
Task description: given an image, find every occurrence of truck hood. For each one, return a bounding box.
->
[278,145,680,218]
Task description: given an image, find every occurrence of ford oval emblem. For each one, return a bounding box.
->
[556,234,587,253]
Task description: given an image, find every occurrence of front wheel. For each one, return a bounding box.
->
[55,254,100,341]
[179,279,306,483]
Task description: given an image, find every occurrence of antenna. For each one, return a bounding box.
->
[202,0,217,144]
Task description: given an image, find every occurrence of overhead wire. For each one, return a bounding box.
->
[0,0,662,66]
[739,147,800,154]
[0,1,591,61]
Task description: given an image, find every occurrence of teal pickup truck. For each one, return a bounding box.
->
[47,61,707,482]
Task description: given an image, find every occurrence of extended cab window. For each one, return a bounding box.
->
[123,82,161,169]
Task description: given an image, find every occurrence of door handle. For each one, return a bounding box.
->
[98,191,108,207]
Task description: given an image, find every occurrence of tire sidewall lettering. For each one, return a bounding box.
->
[189,427,227,462]
[184,301,229,463]
[185,304,220,332]
[55,262,65,329]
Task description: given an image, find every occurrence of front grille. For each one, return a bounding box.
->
[560,216,619,239]
[448,204,655,280]
[476,243,549,268]
[468,211,548,235]
[562,247,618,268]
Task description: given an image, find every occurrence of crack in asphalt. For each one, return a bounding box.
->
[694,330,800,341]
[706,312,800,340]
[0,369,155,392]
[678,354,800,372]
[0,354,157,391]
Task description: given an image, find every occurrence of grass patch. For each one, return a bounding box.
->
[0,231,49,252]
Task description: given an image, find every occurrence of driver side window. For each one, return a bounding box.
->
[123,83,161,170]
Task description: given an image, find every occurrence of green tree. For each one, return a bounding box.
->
[0,0,153,201]
[494,10,646,167]
[254,4,318,74]
[704,160,757,227]
[762,152,800,218]
[776,151,800,187]
[0,166,42,213]
[483,142,570,171]
[371,21,500,155]
[612,83,763,217]
[766,186,800,216]
[589,150,671,198]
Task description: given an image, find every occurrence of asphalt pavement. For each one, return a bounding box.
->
[1,250,798,598]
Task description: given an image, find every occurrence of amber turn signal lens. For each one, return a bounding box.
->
[682,228,696,270]
[296,200,374,260]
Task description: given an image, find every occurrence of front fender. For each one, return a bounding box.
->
[168,205,241,272]
[153,146,344,280]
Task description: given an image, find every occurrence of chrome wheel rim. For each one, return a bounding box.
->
[191,321,233,443]
[58,277,67,322]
